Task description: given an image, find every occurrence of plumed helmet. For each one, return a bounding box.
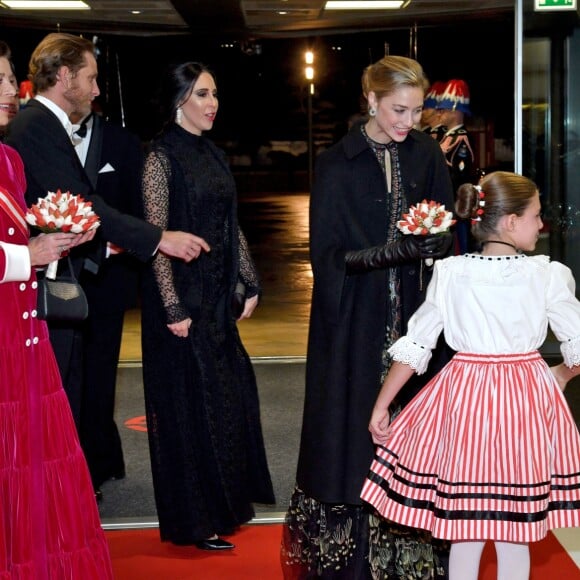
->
[438,79,471,115]
[423,80,446,109]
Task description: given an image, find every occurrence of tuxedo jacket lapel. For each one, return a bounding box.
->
[31,99,94,187]
[84,114,103,188]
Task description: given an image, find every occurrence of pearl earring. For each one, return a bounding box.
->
[369,107,377,117]
[176,107,183,125]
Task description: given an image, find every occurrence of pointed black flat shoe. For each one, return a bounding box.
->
[194,537,235,551]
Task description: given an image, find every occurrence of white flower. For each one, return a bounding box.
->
[26,189,100,234]
[397,200,455,236]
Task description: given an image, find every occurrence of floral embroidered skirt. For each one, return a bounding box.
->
[281,486,449,579]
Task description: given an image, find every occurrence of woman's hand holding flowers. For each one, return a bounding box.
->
[344,201,454,274]
[401,233,452,260]
[26,190,100,278]
[397,200,456,266]
[344,234,451,273]
[28,231,92,267]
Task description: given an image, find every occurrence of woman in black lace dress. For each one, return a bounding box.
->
[141,62,275,551]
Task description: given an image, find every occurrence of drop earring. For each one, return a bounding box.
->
[176,107,183,125]
[368,106,376,117]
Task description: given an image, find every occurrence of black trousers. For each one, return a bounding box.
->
[80,310,126,489]
[48,324,84,430]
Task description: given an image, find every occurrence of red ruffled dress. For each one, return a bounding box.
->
[0,144,112,579]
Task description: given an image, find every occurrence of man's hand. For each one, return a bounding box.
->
[159,231,210,262]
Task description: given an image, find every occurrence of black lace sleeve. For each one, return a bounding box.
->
[142,149,189,324]
[238,227,261,298]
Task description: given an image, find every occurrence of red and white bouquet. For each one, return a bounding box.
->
[26,189,100,278]
[397,199,455,266]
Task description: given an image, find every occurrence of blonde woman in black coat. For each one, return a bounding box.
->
[282,55,455,579]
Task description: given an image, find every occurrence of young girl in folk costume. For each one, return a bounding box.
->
[361,171,580,580]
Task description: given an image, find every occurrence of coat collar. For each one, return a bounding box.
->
[341,120,421,160]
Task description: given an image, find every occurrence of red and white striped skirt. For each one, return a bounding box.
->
[361,351,580,542]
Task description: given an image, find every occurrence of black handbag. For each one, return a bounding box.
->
[36,255,89,322]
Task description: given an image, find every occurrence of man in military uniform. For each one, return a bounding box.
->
[420,80,447,141]
[438,79,476,252]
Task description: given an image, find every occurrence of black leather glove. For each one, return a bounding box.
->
[345,232,453,274]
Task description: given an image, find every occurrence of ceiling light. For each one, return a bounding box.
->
[2,1,90,9]
[325,1,408,9]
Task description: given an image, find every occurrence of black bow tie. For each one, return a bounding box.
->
[74,113,92,138]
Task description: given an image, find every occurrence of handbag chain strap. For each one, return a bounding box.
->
[55,254,79,281]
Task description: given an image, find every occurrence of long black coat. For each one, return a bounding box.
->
[296,122,455,505]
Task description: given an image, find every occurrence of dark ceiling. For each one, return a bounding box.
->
[0,0,515,38]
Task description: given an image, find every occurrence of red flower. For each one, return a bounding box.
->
[25,189,100,234]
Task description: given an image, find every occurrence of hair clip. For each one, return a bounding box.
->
[471,207,484,223]
[472,185,485,222]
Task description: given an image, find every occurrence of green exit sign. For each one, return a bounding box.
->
[535,0,577,10]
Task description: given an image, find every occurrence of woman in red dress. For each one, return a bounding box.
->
[0,40,113,579]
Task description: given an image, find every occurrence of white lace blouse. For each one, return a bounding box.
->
[389,254,580,374]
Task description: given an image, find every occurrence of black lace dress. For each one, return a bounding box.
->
[140,123,275,545]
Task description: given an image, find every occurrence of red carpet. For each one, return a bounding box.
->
[107,525,580,579]
[107,524,285,580]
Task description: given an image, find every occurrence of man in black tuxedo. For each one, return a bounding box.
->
[5,33,209,438]
[69,108,142,495]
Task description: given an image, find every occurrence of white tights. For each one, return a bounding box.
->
[449,540,530,580]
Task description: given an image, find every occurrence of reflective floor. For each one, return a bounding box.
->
[119,194,554,363]
[119,192,311,362]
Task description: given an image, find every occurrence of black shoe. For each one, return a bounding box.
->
[194,537,235,551]
[94,489,103,503]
